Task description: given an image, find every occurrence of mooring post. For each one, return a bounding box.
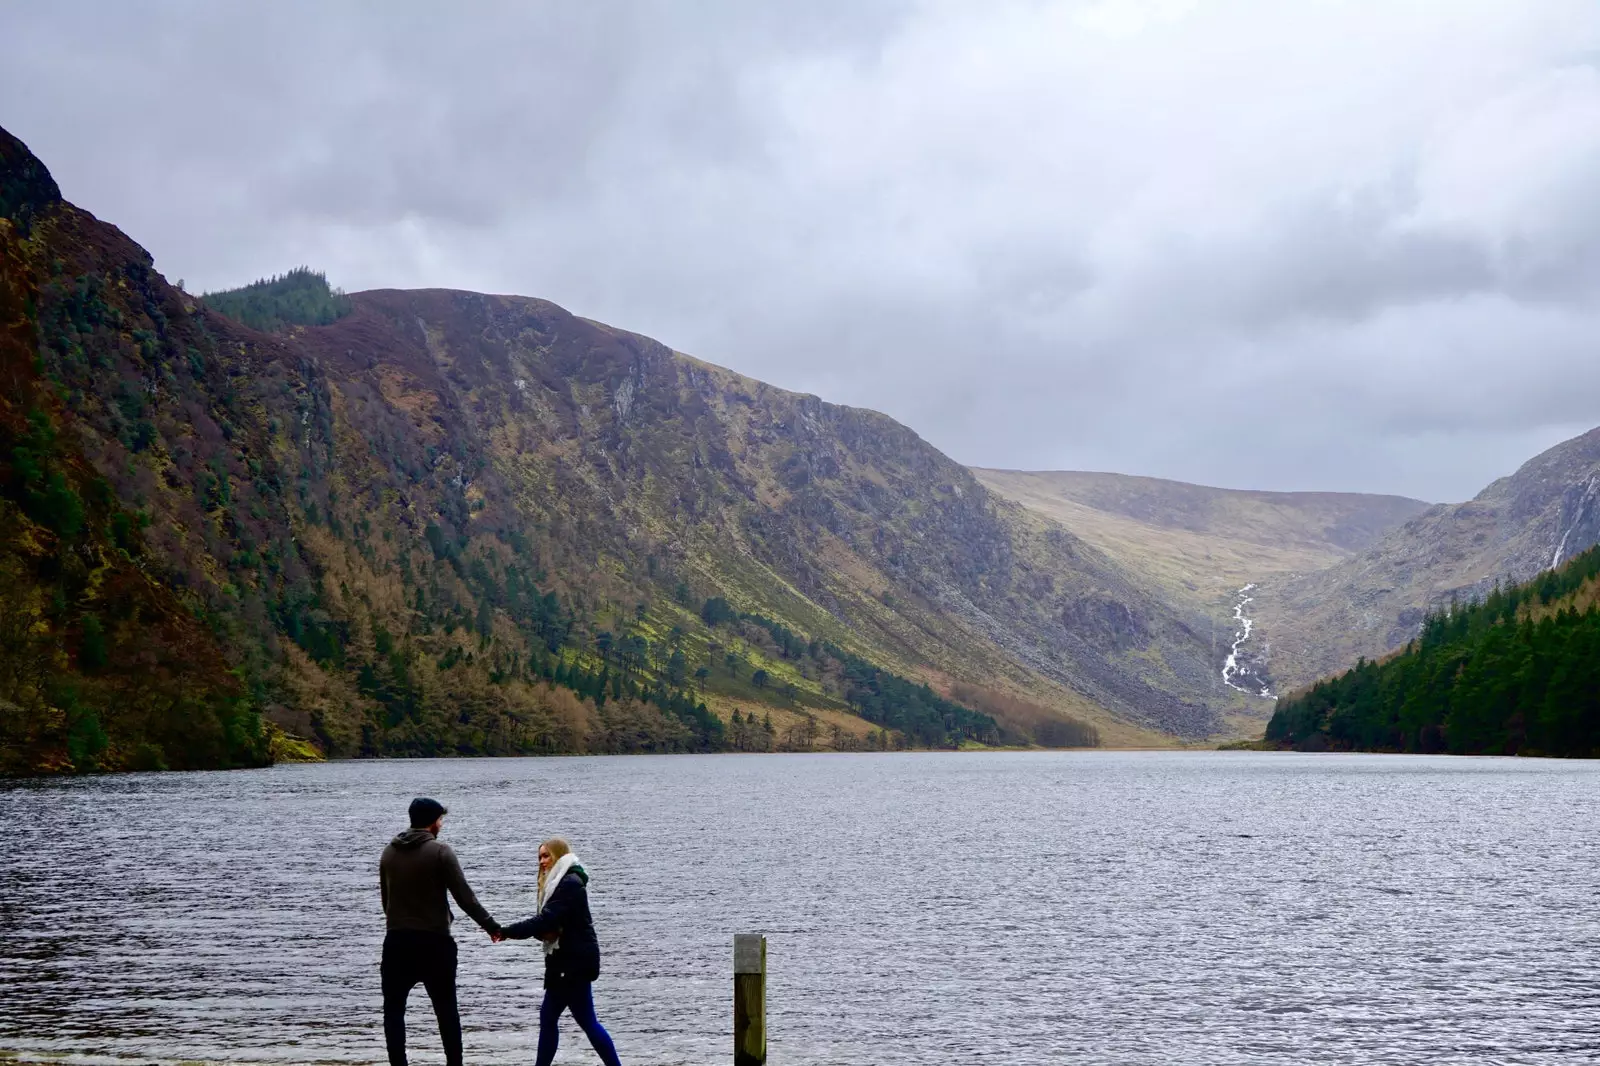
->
[733,933,767,1066]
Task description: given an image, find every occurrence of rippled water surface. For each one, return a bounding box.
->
[4,752,1600,1065]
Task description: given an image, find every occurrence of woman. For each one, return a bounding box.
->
[500,838,622,1066]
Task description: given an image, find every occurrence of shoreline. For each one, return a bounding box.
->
[2,1049,393,1066]
[14,745,1586,783]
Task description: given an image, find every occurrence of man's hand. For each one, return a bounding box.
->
[488,925,506,943]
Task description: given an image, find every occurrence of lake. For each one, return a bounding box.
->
[3,751,1598,1065]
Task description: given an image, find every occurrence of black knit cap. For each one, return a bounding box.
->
[408,797,447,828]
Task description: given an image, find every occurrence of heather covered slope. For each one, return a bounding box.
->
[305,286,1230,740]
[0,125,1252,772]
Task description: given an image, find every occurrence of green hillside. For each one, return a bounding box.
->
[1265,545,1600,757]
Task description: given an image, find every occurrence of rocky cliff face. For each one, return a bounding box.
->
[1257,427,1600,693]
[0,129,268,773]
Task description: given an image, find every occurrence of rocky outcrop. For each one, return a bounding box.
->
[0,126,61,235]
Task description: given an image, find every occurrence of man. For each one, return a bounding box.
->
[379,797,502,1066]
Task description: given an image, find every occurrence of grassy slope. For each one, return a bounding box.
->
[978,471,1360,608]
[975,469,1428,608]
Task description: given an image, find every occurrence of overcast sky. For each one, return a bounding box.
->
[6,1,1600,501]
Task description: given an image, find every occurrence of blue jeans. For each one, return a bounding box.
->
[537,981,621,1066]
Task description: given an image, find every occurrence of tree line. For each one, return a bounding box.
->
[706,601,1002,747]
[1265,543,1600,757]
[199,268,353,333]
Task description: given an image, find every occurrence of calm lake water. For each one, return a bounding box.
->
[3,751,1599,1065]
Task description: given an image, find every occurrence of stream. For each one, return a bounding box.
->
[1222,583,1275,699]
[1551,475,1600,569]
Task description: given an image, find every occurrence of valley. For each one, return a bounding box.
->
[974,469,1434,717]
[981,439,1600,713]
[0,125,1233,773]
[4,119,1600,776]
[973,469,1429,611]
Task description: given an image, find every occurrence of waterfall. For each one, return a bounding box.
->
[1221,584,1275,700]
[1551,476,1600,570]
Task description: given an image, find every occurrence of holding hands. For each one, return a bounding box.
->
[486,923,554,945]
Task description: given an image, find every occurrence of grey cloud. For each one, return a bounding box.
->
[5,0,1600,502]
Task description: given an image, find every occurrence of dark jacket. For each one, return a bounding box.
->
[379,828,499,937]
[504,870,602,987]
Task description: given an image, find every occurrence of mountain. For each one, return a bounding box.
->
[0,125,1255,773]
[1256,427,1600,693]
[14,118,1582,771]
[0,134,263,774]
[1265,542,1600,756]
[973,469,1429,613]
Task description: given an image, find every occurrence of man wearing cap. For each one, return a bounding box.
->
[380,797,502,1066]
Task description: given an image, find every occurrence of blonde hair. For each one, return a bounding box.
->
[537,837,572,901]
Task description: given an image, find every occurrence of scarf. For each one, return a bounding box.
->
[537,852,586,956]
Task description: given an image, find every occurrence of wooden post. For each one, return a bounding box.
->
[733,933,767,1066]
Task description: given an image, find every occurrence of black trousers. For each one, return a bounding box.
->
[382,930,461,1066]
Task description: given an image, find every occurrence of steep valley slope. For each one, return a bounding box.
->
[1,125,1259,773]
[1255,427,1600,694]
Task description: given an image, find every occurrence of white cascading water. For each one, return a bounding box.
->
[1550,475,1600,569]
[1221,583,1275,699]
